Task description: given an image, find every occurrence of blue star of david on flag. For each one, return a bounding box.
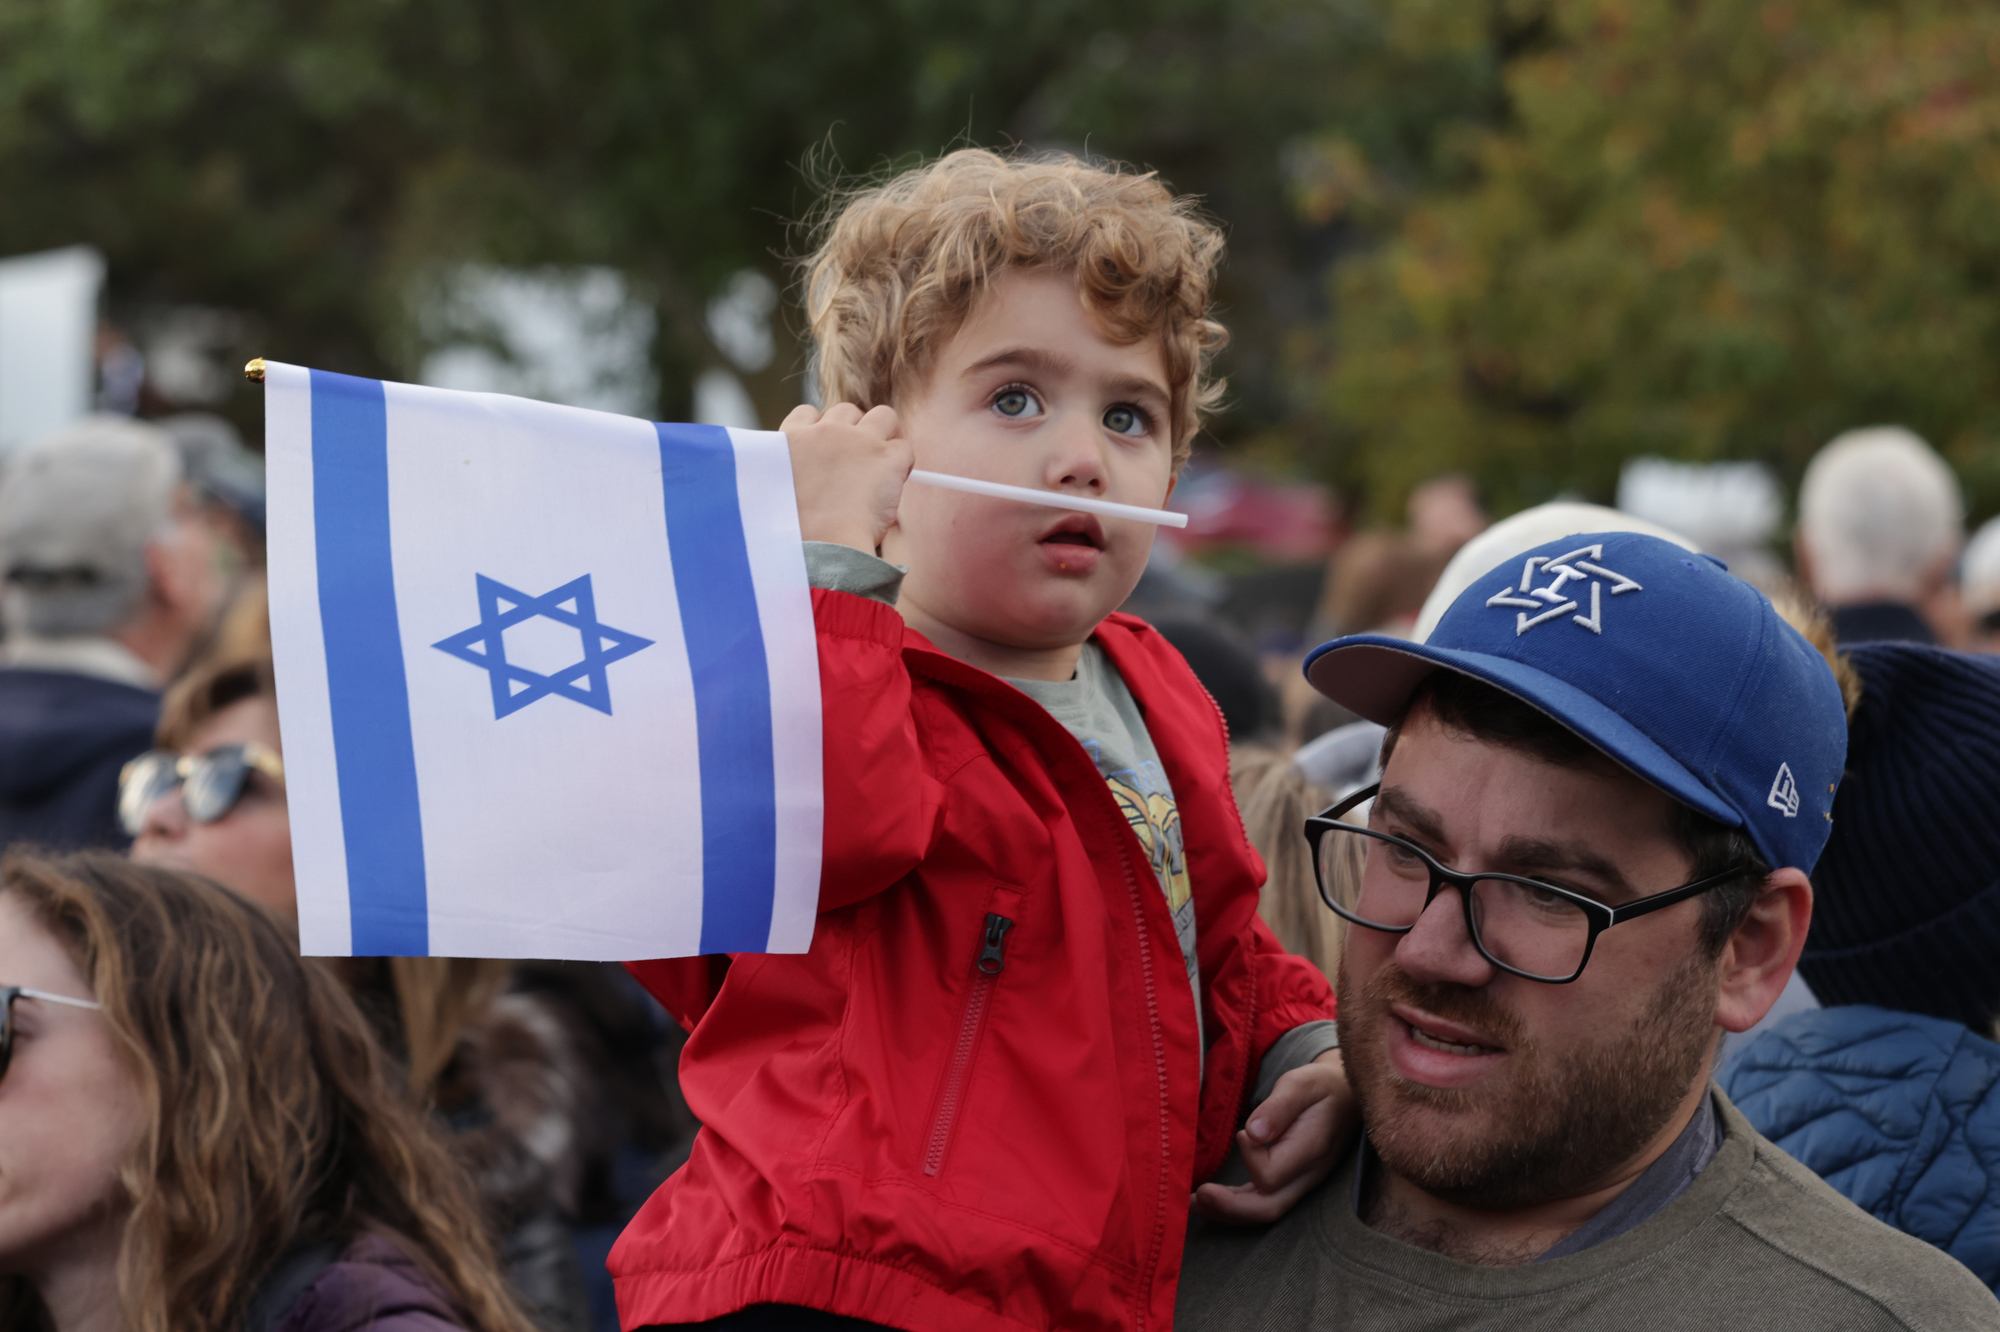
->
[433,574,654,719]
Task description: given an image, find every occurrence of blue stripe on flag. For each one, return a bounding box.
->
[311,370,430,955]
[655,423,778,953]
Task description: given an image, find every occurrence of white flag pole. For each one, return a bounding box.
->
[905,469,1189,528]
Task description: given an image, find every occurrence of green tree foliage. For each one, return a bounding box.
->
[0,0,1490,433]
[1321,0,2000,520]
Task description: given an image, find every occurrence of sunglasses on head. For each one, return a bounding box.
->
[117,742,286,838]
[0,985,103,1084]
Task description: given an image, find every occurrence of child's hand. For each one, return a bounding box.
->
[1191,1048,1357,1225]
[782,402,909,554]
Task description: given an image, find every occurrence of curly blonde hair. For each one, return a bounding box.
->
[0,854,534,1332]
[801,148,1229,465]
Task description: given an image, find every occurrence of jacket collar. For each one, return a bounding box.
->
[896,612,1158,697]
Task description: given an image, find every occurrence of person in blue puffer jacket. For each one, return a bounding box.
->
[1719,641,2000,1294]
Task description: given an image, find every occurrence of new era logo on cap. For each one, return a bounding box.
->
[1302,531,1850,874]
[1767,763,1801,818]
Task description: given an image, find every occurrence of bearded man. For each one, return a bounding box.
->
[1178,533,1998,1330]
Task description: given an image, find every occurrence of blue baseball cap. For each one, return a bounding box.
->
[1303,532,1848,873]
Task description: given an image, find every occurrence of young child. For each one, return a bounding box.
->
[613,150,1348,1332]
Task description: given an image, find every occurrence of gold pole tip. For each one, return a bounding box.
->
[244,358,266,382]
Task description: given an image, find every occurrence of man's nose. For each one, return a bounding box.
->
[1393,884,1497,988]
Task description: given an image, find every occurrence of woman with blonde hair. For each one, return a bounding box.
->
[1228,745,1344,980]
[0,851,536,1332]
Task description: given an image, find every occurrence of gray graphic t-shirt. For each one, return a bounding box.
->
[1008,644,1203,1056]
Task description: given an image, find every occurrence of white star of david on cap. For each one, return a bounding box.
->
[1485,545,1643,636]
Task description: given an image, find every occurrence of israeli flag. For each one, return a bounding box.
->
[264,363,821,959]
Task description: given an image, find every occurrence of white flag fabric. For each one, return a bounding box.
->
[264,362,821,959]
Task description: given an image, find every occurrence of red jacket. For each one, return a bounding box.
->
[612,590,1336,1332]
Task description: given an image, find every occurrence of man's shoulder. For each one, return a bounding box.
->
[1177,1110,2000,1332]
[0,664,158,712]
[1712,1117,2000,1327]
[0,667,157,773]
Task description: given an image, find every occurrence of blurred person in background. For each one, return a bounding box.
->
[125,653,686,1332]
[155,412,266,565]
[1616,458,1789,595]
[156,411,273,665]
[0,852,535,1332]
[1961,516,2000,654]
[1404,475,1488,562]
[1287,534,1437,755]
[1155,619,1342,978]
[1311,534,1449,644]
[1795,426,1965,647]
[1154,617,1284,749]
[1720,642,2000,1294]
[1231,750,1343,981]
[1286,476,1487,758]
[1312,475,1487,643]
[0,417,226,852]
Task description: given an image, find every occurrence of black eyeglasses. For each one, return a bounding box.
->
[0,985,103,1084]
[117,742,286,838]
[1303,784,1750,983]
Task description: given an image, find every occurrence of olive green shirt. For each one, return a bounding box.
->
[1176,1090,2000,1331]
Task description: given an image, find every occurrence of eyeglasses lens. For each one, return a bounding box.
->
[116,748,261,836]
[117,753,182,838]
[1317,827,1593,980]
[0,989,16,1083]
[182,750,252,824]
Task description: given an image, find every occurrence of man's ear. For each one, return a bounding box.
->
[142,534,181,611]
[1715,868,1813,1034]
[1920,547,1968,647]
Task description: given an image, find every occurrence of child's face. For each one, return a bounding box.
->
[884,268,1177,663]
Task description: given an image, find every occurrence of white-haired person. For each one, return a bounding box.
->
[0,417,227,853]
[1794,426,1965,647]
[1962,516,2000,655]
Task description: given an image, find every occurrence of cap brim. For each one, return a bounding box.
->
[1304,636,1739,829]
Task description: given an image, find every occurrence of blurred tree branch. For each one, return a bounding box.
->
[0,0,1492,442]
[1318,0,2000,522]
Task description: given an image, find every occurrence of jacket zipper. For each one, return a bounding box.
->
[923,912,1014,1177]
[1200,676,1266,1167]
[1121,859,1171,1331]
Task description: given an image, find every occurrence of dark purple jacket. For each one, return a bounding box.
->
[270,1235,472,1332]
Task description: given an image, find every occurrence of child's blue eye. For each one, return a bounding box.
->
[993,387,1040,419]
[1103,404,1148,436]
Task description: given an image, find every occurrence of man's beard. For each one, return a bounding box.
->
[1335,951,1719,1211]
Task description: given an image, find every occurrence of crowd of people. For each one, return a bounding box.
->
[1,147,1998,1330]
